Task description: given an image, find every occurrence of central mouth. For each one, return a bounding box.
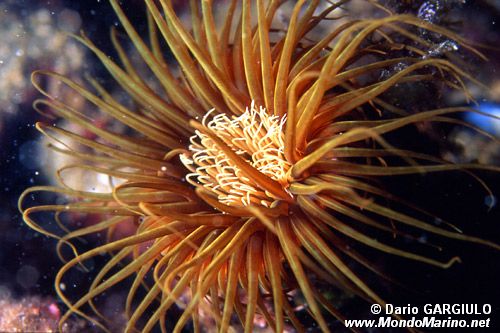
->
[180,102,292,208]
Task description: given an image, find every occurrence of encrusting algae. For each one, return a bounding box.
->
[19,0,500,332]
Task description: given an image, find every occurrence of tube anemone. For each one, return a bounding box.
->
[19,1,500,332]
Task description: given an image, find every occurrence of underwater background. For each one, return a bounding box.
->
[0,0,499,331]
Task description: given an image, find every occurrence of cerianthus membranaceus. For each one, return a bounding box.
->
[19,1,500,332]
